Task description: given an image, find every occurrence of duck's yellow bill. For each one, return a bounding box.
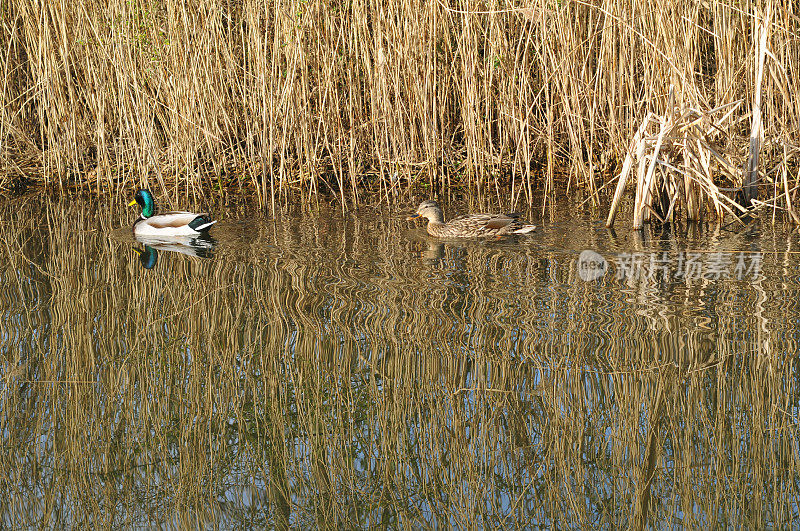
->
[127,199,137,206]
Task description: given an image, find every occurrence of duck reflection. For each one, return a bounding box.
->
[134,245,159,269]
[423,241,446,262]
[132,234,216,269]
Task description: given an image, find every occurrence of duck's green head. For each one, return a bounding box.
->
[128,189,155,218]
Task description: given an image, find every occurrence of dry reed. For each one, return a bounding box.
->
[606,8,800,229]
[0,0,798,214]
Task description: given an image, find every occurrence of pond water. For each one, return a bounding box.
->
[2,193,800,528]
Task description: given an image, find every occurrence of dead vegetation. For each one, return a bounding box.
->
[605,91,750,229]
[606,8,800,229]
[0,1,798,214]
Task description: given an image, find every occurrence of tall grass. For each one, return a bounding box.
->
[1,0,798,208]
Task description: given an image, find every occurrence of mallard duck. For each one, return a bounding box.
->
[407,200,536,238]
[128,190,216,237]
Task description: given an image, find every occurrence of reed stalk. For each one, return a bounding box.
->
[0,0,797,212]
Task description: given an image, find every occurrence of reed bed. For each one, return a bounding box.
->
[1,197,800,526]
[1,0,798,213]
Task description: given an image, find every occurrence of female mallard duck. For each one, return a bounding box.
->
[128,189,217,237]
[407,200,536,238]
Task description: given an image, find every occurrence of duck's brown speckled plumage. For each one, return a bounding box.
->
[407,200,536,238]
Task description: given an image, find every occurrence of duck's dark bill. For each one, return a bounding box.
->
[406,213,421,220]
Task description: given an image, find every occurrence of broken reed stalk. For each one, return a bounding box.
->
[633,88,673,229]
[606,114,652,227]
[606,94,751,229]
[741,5,770,208]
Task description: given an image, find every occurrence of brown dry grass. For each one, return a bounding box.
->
[1,1,798,212]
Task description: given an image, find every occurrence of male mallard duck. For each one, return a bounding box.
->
[407,200,536,238]
[128,189,216,237]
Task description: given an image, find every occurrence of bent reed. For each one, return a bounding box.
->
[1,0,798,211]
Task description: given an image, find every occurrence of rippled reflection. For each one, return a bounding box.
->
[1,195,799,527]
[132,234,216,269]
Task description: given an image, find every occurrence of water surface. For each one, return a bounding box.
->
[2,194,799,528]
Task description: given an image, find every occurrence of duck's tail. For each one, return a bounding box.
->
[189,216,217,232]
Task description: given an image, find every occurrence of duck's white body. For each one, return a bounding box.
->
[129,189,217,237]
[132,212,217,237]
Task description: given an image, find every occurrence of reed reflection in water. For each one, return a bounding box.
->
[1,195,800,528]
